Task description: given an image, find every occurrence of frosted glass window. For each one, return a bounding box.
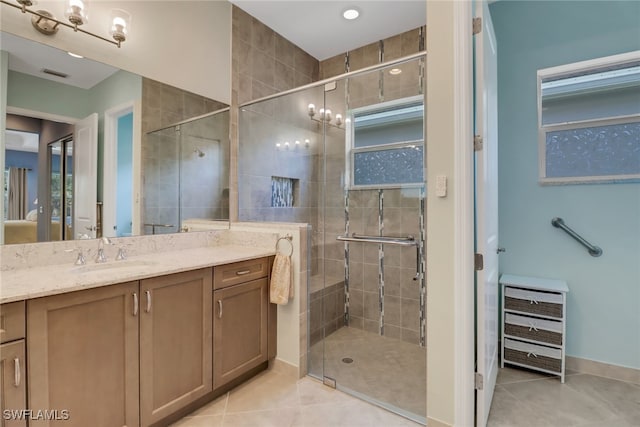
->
[546,122,640,178]
[354,146,424,186]
[349,96,424,188]
[538,53,640,183]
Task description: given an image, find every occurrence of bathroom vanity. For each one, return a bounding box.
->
[0,241,278,427]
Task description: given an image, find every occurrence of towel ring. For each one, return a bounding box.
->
[276,235,294,257]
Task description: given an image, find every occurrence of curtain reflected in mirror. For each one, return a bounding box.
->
[7,167,28,220]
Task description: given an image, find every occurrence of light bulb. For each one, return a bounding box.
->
[319,108,325,120]
[65,0,88,26]
[307,103,316,117]
[335,113,343,126]
[110,9,131,44]
[324,109,332,122]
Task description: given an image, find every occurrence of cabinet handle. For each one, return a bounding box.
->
[235,270,251,276]
[145,290,152,313]
[218,300,223,319]
[133,293,139,316]
[14,357,20,387]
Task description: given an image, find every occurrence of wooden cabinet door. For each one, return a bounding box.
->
[1,340,27,427]
[213,277,268,389]
[27,282,139,427]
[139,268,213,426]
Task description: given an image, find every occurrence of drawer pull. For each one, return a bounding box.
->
[235,270,251,276]
[14,357,21,387]
[528,297,539,304]
[218,300,223,319]
[528,322,539,332]
[527,352,538,358]
[145,290,152,313]
[133,293,139,316]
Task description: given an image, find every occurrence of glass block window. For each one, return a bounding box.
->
[538,53,640,183]
[348,96,424,188]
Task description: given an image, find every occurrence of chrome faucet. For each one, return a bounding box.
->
[95,237,113,263]
[65,247,86,265]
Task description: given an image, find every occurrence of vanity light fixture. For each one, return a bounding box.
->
[1,0,132,48]
[343,8,360,20]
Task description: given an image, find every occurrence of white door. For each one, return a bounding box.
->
[73,113,98,239]
[475,1,499,426]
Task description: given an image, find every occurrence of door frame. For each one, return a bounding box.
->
[103,100,142,237]
[425,0,476,426]
[4,106,78,243]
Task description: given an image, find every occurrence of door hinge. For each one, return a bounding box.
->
[474,253,484,271]
[473,17,482,35]
[475,372,484,390]
[474,135,483,151]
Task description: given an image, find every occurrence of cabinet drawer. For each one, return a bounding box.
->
[214,257,270,289]
[504,313,563,346]
[504,286,564,318]
[1,301,26,344]
[504,338,562,373]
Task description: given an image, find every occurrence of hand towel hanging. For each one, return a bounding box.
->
[270,236,294,304]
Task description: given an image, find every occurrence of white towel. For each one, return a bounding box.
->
[270,253,293,304]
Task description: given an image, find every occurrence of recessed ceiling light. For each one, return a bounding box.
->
[68,52,83,58]
[389,68,402,75]
[343,8,360,20]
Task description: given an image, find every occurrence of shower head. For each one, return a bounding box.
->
[194,147,205,157]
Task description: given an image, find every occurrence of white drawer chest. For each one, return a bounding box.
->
[500,274,569,383]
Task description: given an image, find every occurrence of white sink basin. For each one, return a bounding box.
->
[72,259,157,274]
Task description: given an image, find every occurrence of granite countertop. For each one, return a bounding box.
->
[0,245,275,304]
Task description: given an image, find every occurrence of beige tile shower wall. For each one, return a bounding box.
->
[141,78,227,233]
[230,6,320,222]
[347,188,424,345]
[319,27,425,80]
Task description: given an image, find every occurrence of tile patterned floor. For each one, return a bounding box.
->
[487,367,640,427]
[309,326,427,420]
[171,368,421,427]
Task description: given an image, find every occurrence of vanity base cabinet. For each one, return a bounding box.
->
[213,277,268,390]
[1,340,27,427]
[140,268,213,427]
[27,281,140,427]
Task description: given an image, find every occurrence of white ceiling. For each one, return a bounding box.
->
[0,31,118,89]
[229,0,426,60]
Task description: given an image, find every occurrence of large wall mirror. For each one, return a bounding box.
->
[2,32,230,245]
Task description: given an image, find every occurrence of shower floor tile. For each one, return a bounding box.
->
[309,326,427,421]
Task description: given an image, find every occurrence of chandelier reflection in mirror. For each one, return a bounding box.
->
[1,0,131,47]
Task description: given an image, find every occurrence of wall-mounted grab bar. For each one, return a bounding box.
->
[336,233,418,247]
[551,217,602,257]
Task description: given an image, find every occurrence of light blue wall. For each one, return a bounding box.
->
[6,69,142,202]
[490,0,640,369]
[87,70,142,201]
[116,112,133,237]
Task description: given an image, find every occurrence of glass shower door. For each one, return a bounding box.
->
[320,57,427,423]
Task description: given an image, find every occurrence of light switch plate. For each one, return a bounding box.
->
[436,175,447,197]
